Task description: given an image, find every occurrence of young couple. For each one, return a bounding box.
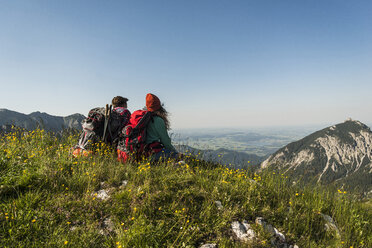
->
[113,93,179,163]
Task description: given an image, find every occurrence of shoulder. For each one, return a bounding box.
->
[114,107,131,115]
[151,115,165,125]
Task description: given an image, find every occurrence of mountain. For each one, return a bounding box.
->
[0,109,85,132]
[261,119,372,195]
[0,109,39,130]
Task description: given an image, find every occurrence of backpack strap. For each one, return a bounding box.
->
[135,111,153,130]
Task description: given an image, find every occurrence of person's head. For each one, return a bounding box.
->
[146,93,161,112]
[146,93,170,130]
[112,96,128,108]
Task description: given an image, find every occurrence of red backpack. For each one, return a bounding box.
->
[117,110,163,163]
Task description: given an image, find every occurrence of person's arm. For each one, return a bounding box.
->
[154,117,177,152]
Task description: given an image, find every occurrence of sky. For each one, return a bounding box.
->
[1,0,371,129]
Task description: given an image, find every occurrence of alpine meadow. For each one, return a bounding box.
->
[0,128,370,247]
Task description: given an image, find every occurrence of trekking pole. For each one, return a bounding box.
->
[102,104,109,142]
[107,105,114,144]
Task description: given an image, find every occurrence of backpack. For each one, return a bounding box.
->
[73,105,130,156]
[117,110,163,163]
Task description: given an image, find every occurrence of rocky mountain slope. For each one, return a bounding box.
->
[0,109,85,132]
[261,119,372,195]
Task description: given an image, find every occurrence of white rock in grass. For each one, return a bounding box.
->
[231,220,256,242]
[99,218,115,235]
[120,180,128,188]
[215,200,223,210]
[274,227,286,242]
[256,217,286,242]
[199,244,217,248]
[103,218,114,232]
[242,220,256,238]
[256,217,276,236]
[95,189,110,201]
[320,214,341,238]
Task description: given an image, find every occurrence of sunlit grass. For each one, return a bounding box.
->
[0,128,371,247]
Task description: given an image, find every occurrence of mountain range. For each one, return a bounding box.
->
[261,119,372,196]
[0,108,85,133]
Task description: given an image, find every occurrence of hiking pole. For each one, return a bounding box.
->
[102,104,109,142]
[107,104,113,142]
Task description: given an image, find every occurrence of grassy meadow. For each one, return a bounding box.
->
[0,129,371,247]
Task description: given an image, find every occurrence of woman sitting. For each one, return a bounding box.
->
[145,93,179,162]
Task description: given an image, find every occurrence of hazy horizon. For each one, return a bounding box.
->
[2,107,371,131]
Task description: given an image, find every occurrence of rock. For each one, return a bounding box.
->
[99,218,114,235]
[255,217,276,236]
[242,220,256,239]
[274,227,286,242]
[199,244,217,248]
[94,189,110,201]
[120,180,128,189]
[215,201,223,210]
[256,217,288,247]
[320,214,341,238]
[231,220,256,242]
[103,218,114,232]
[100,182,108,189]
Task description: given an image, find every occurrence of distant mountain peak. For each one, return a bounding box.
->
[261,119,372,195]
[30,111,54,117]
[343,118,370,128]
[0,109,85,132]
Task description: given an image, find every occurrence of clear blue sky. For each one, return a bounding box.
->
[1,0,371,128]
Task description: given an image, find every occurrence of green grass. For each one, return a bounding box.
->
[0,129,371,247]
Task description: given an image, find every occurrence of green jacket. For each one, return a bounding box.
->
[145,116,176,152]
